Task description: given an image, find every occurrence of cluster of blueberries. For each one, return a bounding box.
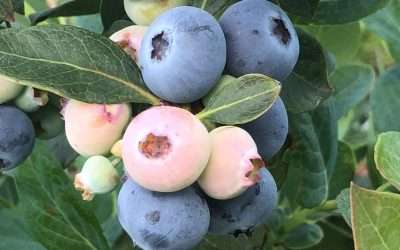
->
[0,0,300,250]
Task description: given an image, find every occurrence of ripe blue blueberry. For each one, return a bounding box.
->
[206,168,278,236]
[241,97,288,160]
[220,0,299,81]
[0,106,35,171]
[139,6,227,103]
[118,178,210,250]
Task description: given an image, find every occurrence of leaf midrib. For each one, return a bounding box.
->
[26,158,103,250]
[0,50,159,104]
[197,85,281,120]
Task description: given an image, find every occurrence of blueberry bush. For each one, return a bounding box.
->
[0,0,399,249]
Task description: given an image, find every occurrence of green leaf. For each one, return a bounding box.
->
[310,98,338,179]
[100,0,126,31]
[29,0,101,25]
[195,227,266,250]
[331,64,375,119]
[281,0,389,24]
[365,0,400,62]
[0,210,46,250]
[280,100,337,208]
[351,183,400,250]
[283,223,324,249]
[0,0,15,22]
[0,174,18,208]
[309,220,353,250]
[282,29,332,113]
[197,74,281,125]
[15,141,110,250]
[302,22,362,65]
[92,192,123,246]
[272,0,319,22]
[329,142,356,199]
[12,0,24,15]
[191,0,239,18]
[336,188,351,227]
[69,14,104,34]
[0,25,160,104]
[102,19,134,37]
[371,66,400,133]
[375,131,400,190]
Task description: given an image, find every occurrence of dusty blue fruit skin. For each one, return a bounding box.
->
[241,97,288,160]
[118,178,210,250]
[207,168,278,235]
[220,0,299,81]
[139,6,227,103]
[0,106,35,171]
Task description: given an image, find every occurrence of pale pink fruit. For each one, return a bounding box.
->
[109,25,148,63]
[64,100,132,156]
[122,106,211,192]
[198,126,265,200]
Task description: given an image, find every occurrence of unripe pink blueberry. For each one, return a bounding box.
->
[198,126,265,200]
[122,106,211,192]
[64,100,132,156]
[74,155,119,201]
[109,25,148,63]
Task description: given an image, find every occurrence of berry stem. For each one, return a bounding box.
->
[201,0,208,10]
[282,200,337,233]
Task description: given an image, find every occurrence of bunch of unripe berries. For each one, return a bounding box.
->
[0,0,299,249]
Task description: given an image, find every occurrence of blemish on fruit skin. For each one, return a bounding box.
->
[151,32,169,61]
[139,133,172,159]
[272,17,291,45]
[145,211,161,225]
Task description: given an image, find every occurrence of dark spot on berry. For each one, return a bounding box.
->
[151,32,169,61]
[252,29,259,35]
[257,61,263,65]
[139,133,171,159]
[272,18,291,45]
[139,229,170,248]
[145,211,161,225]
[186,25,211,33]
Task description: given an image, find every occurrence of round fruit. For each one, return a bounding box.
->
[124,0,188,25]
[198,126,265,200]
[220,0,299,81]
[139,6,226,103]
[109,25,148,63]
[64,100,132,157]
[207,168,278,235]
[122,106,210,192]
[74,155,119,201]
[0,105,35,171]
[118,178,210,250]
[241,97,288,160]
[0,75,23,104]
[14,86,48,112]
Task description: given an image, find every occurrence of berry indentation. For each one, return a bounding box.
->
[272,18,291,45]
[139,133,171,159]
